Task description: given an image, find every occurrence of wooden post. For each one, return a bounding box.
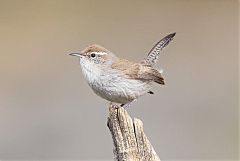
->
[107,105,161,161]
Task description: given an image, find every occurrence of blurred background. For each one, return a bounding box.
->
[0,0,238,160]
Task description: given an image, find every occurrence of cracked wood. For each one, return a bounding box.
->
[107,105,160,161]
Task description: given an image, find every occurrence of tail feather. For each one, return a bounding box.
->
[141,32,176,66]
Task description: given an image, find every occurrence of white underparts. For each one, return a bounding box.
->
[79,58,152,104]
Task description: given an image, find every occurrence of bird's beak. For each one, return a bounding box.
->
[69,53,84,57]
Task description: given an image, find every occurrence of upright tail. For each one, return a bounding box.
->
[141,32,176,66]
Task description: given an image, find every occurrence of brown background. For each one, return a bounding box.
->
[0,0,238,160]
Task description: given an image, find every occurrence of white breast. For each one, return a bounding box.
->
[79,59,152,104]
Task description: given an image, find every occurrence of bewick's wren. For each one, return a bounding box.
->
[70,33,176,107]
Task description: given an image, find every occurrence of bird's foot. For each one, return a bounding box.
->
[110,102,120,109]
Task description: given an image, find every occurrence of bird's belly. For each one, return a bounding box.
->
[90,76,152,104]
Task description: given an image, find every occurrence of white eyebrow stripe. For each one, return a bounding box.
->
[92,52,107,55]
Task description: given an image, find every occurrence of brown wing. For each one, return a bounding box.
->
[111,59,165,85]
[138,67,165,85]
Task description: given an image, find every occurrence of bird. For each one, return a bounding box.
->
[70,33,176,107]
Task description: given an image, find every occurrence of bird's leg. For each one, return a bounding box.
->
[122,99,137,109]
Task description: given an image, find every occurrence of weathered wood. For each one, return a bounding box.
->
[107,105,160,161]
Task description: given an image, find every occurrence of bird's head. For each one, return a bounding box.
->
[70,44,117,66]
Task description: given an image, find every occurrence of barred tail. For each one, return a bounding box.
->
[141,32,176,66]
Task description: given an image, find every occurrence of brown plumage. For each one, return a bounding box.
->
[111,59,165,85]
[81,44,108,53]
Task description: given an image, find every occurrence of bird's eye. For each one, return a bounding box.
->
[90,53,96,58]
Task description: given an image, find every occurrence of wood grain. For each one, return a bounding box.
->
[107,105,160,161]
